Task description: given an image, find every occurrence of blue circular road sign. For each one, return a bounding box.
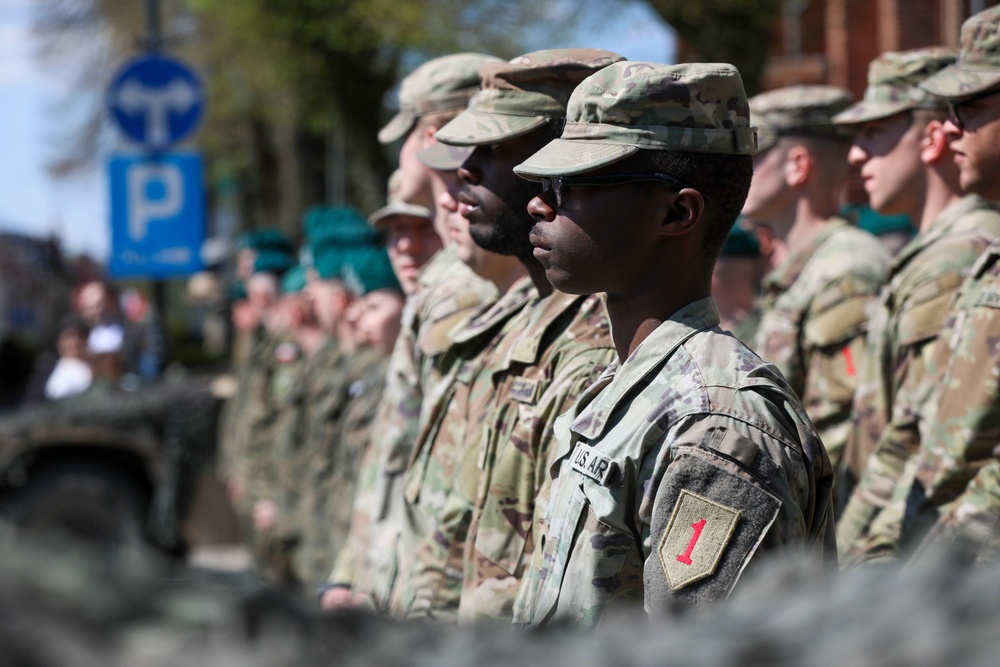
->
[107,54,205,149]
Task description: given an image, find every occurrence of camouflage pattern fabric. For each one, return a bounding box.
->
[513,298,836,628]
[912,459,1000,566]
[377,52,502,144]
[292,345,385,592]
[402,291,615,622]
[921,5,1000,99]
[329,248,497,594]
[753,218,889,482]
[513,62,756,180]
[837,198,1000,564]
[217,324,271,497]
[380,276,537,618]
[323,351,389,580]
[889,240,1000,559]
[435,49,626,148]
[832,47,955,126]
[749,84,852,151]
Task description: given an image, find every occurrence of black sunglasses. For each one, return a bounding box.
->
[948,87,1000,130]
[539,172,693,208]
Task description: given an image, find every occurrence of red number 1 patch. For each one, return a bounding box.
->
[676,518,707,565]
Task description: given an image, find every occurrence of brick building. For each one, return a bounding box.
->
[761,0,989,96]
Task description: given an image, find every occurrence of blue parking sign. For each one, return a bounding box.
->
[108,153,205,278]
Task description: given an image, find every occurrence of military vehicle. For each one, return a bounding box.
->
[0,372,230,553]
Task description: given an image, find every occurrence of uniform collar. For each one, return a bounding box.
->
[501,290,589,368]
[569,297,720,441]
[891,194,993,274]
[762,217,850,293]
[450,274,536,346]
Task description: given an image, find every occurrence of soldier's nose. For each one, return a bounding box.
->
[527,195,554,222]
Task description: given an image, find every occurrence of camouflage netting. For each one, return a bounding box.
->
[1,525,998,666]
[0,375,223,549]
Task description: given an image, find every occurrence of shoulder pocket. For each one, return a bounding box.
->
[804,296,869,349]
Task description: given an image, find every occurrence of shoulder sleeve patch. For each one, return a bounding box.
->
[658,490,740,591]
[645,447,783,609]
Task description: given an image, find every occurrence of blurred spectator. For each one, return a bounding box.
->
[44,318,92,400]
[120,288,164,384]
[76,280,124,382]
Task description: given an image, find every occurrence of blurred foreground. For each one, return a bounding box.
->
[0,524,996,666]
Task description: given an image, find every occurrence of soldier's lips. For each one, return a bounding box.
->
[529,232,551,260]
[458,202,480,217]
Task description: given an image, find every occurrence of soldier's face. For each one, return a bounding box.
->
[457,130,549,260]
[526,169,663,297]
[848,112,925,216]
[396,124,436,205]
[356,289,405,356]
[741,141,794,223]
[384,214,444,295]
[944,89,1000,200]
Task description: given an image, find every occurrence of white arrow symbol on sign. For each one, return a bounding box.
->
[116,77,199,146]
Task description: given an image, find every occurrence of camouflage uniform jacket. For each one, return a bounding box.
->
[380,276,536,617]
[322,351,389,584]
[836,197,1000,563]
[328,250,499,595]
[404,291,615,622]
[291,344,382,591]
[893,239,1000,560]
[513,298,836,629]
[754,218,889,475]
[217,324,271,501]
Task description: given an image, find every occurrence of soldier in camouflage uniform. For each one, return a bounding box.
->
[323,54,504,609]
[713,223,765,344]
[882,5,1000,564]
[510,61,836,629]
[744,86,890,485]
[286,240,398,593]
[218,235,295,547]
[392,50,621,622]
[829,47,1000,565]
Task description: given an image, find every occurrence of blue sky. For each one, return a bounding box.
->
[0,0,675,262]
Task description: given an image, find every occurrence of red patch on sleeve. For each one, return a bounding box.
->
[842,346,856,376]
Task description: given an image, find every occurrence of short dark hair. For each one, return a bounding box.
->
[627,149,754,259]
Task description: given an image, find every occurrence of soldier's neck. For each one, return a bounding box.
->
[785,199,835,256]
[917,172,963,234]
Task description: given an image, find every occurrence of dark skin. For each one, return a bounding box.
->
[457,128,556,298]
[526,159,710,361]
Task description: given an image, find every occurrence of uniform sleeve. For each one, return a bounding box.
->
[800,279,875,472]
[644,412,831,612]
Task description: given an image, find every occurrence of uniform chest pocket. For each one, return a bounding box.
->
[532,481,634,626]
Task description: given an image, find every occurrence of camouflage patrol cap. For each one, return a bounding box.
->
[416,142,474,171]
[833,47,956,125]
[378,53,502,144]
[921,6,1000,99]
[513,62,756,179]
[751,85,853,151]
[435,48,626,147]
[367,169,434,229]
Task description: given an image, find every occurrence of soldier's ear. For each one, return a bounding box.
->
[920,120,950,165]
[784,144,812,186]
[659,188,705,238]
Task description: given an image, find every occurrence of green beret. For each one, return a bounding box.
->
[843,204,915,237]
[312,245,346,281]
[228,281,248,301]
[280,265,307,294]
[237,228,294,254]
[304,206,380,243]
[342,246,402,296]
[253,249,294,275]
[720,224,762,258]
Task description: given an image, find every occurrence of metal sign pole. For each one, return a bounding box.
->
[145,0,167,363]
